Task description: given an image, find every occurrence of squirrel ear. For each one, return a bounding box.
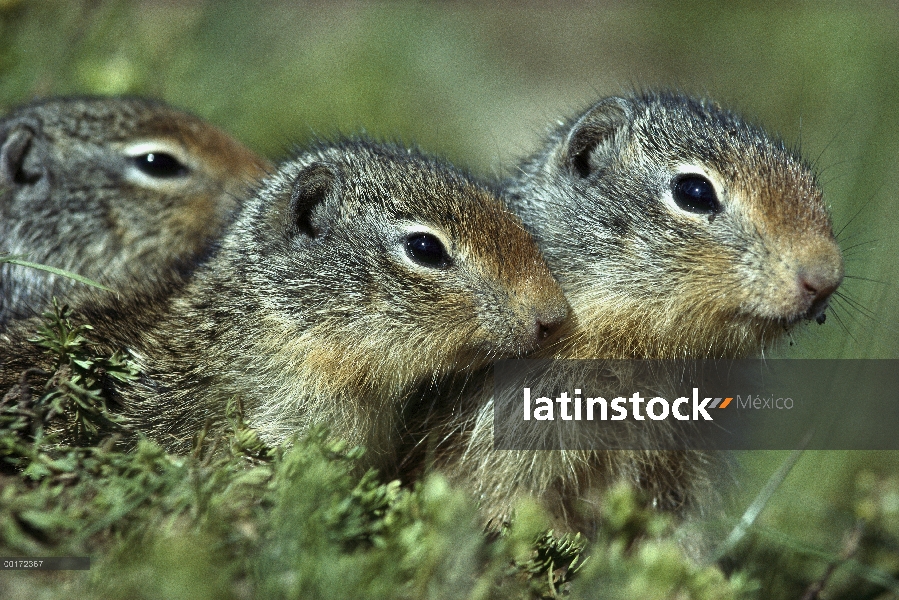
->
[563,97,632,178]
[287,161,340,240]
[0,121,48,188]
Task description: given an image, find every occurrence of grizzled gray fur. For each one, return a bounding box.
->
[0,96,267,326]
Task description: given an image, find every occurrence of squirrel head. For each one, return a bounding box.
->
[0,96,269,323]
[225,140,569,398]
[513,91,843,358]
[0,96,269,260]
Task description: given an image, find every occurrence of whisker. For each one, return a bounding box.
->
[810,106,856,174]
[819,170,852,188]
[835,297,899,339]
[829,297,866,325]
[839,239,879,254]
[834,230,872,248]
[826,305,854,339]
[833,291,876,320]
[842,275,888,285]
[834,193,881,241]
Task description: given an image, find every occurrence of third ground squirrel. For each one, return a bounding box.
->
[0,96,270,325]
[1,139,569,467]
[413,91,844,537]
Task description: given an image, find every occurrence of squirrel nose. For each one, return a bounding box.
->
[537,319,559,341]
[535,303,569,346]
[798,262,843,319]
[799,270,840,302]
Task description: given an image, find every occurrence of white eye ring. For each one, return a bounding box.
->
[121,140,195,188]
[661,164,726,217]
[398,224,455,270]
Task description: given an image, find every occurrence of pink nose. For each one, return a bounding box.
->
[799,269,841,303]
[798,265,842,319]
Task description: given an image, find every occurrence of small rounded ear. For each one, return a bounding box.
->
[563,97,632,178]
[0,121,47,188]
[287,161,340,240]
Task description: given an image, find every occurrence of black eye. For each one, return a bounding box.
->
[133,152,189,178]
[405,232,451,269]
[672,175,721,214]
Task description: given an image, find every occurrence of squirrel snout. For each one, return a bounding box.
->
[794,248,844,322]
[536,313,566,344]
[799,269,841,303]
[798,266,842,320]
[533,300,570,348]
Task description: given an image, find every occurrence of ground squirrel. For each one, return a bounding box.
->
[1,139,569,467]
[511,91,843,359]
[415,91,844,536]
[0,96,270,326]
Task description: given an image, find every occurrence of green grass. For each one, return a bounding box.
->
[0,300,896,598]
[1,256,113,293]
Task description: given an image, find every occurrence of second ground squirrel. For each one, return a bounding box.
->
[1,139,569,468]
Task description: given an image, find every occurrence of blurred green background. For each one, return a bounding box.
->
[1,0,897,579]
[4,1,895,358]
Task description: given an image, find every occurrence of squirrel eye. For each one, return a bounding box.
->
[672,175,720,214]
[405,232,451,269]
[133,152,189,178]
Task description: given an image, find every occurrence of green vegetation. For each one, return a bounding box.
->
[0,305,754,599]
[2,1,898,597]
[0,256,113,293]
